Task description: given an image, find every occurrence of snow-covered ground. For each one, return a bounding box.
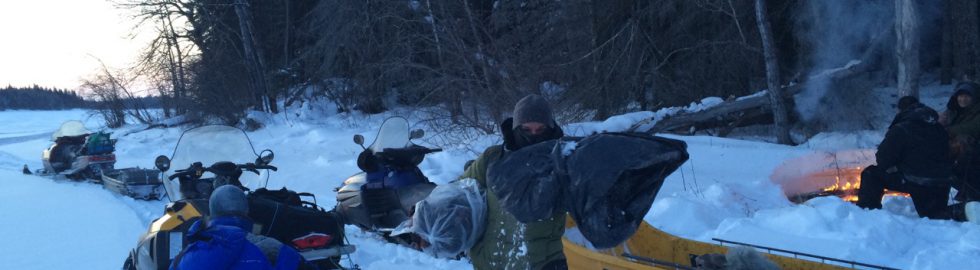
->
[1,82,979,270]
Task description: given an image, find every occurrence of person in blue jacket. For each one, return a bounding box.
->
[170,185,305,270]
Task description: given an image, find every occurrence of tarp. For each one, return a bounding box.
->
[489,133,688,249]
[487,139,566,221]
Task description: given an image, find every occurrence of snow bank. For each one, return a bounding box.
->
[0,171,145,269]
[711,197,980,269]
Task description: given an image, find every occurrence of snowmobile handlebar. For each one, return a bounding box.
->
[168,162,277,180]
[377,146,442,157]
[239,163,278,174]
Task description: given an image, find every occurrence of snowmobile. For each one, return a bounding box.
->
[333,117,441,246]
[33,120,116,181]
[27,121,164,200]
[123,125,354,270]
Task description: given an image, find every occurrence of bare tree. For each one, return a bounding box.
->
[755,0,792,144]
[895,0,920,98]
[234,0,274,113]
[941,0,954,84]
[951,0,980,80]
[117,0,201,116]
[83,61,158,128]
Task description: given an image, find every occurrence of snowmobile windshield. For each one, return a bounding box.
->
[51,120,91,140]
[368,117,411,153]
[164,125,267,201]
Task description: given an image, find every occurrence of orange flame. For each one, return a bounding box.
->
[820,167,907,202]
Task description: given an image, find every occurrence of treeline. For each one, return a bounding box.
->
[118,0,977,132]
[0,85,91,110]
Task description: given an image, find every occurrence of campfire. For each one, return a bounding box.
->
[788,166,909,204]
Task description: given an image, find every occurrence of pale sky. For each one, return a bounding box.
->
[0,0,150,90]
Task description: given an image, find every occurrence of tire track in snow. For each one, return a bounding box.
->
[0,132,50,146]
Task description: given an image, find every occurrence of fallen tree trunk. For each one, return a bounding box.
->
[631,59,868,134]
[631,24,892,135]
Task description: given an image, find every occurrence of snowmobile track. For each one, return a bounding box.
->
[0,132,51,146]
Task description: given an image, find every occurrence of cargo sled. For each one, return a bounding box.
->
[562,219,896,270]
[101,168,165,200]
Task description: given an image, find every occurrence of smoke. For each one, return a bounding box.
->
[793,0,893,127]
[793,1,946,131]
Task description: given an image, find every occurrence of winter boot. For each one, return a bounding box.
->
[966,201,980,224]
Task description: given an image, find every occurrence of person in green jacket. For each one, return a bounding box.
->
[460,94,567,270]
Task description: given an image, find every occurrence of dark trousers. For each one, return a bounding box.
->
[953,148,980,201]
[541,259,568,270]
[857,165,953,220]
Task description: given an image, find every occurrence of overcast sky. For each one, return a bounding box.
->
[0,0,150,90]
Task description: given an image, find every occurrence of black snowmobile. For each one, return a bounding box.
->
[33,120,116,181]
[123,125,354,270]
[334,117,441,246]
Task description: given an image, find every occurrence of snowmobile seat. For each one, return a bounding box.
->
[360,187,408,229]
[55,134,88,145]
[49,143,82,172]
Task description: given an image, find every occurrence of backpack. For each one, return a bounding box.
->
[86,132,115,155]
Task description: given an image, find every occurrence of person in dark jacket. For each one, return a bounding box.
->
[459,94,567,270]
[941,82,980,202]
[171,185,305,270]
[857,96,955,219]
[941,82,980,137]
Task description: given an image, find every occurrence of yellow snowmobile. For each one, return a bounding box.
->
[122,125,353,270]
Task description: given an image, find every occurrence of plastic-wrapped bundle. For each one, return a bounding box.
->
[392,179,486,258]
[488,132,688,249]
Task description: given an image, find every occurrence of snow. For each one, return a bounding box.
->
[1,82,979,269]
[686,97,725,112]
[735,90,768,101]
[0,171,146,269]
[561,141,577,156]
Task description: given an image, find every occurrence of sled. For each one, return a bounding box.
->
[563,219,897,270]
[102,168,165,200]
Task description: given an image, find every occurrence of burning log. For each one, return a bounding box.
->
[787,167,909,204]
[773,151,910,204]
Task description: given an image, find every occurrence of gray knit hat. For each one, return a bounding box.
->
[210,185,249,217]
[512,94,555,129]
